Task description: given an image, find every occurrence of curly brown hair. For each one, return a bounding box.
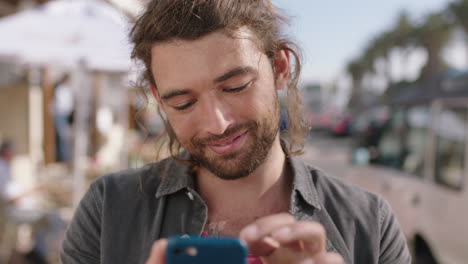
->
[130,0,308,160]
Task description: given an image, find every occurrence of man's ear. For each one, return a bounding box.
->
[273,49,290,91]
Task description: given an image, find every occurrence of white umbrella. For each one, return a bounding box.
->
[0,0,132,71]
[0,0,134,208]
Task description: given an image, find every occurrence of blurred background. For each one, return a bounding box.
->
[0,0,467,263]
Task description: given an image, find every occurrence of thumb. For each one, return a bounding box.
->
[146,239,168,264]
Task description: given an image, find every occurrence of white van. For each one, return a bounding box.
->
[346,73,468,264]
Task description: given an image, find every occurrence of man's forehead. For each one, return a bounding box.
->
[150,28,265,90]
[162,27,259,49]
[151,28,262,62]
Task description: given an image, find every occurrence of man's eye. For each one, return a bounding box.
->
[224,82,251,93]
[173,101,195,111]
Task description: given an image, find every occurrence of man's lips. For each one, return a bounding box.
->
[209,130,247,146]
[207,130,248,155]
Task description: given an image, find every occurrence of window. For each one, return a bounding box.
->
[402,107,430,176]
[378,108,407,169]
[434,107,467,190]
[377,106,430,177]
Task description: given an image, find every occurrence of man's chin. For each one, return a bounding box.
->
[199,156,251,180]
[217,150,242,160]
[207,166,252,181]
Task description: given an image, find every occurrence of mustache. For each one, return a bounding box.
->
[193,122,256,145]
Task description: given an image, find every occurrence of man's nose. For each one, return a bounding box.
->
[199,99,234,136]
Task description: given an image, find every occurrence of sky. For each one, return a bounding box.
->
[272,0,461,84]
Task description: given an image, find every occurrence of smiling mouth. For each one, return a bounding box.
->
[213,134,243,146]
[207,131,248,155]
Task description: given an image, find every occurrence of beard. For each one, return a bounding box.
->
[180,99,280,180]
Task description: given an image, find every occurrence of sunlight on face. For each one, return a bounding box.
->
[151,28,281,180]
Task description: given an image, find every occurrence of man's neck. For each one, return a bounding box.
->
[195,137,292,222]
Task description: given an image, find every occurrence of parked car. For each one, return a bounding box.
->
[347,72,468,264]
[330,113,353,137]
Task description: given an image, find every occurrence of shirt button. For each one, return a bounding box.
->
[186,191,194,201]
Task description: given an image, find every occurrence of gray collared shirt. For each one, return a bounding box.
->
[60,156,411,264]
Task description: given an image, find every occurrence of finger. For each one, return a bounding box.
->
[240,213,295,241]
[146,239,168,264]
[270,221,326,256]
[313,252,345,264]
[239,213,295,256]
[243,233,282,256]
[261,246,309,264]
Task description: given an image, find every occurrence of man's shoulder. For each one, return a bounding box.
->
[90,157,180,198]
[304,162,383,211]
[295,160,405,263]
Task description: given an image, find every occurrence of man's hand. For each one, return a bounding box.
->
[146,213,344,264]
[239,213,344,264]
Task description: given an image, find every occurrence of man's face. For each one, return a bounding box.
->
[151,28,288,180]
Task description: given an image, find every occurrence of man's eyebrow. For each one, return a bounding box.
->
[160,66,257,101]
[160,90,190,101]
[213,66,257,83]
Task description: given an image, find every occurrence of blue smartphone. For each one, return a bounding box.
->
[166,236,248,264]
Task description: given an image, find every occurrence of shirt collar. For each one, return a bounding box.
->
[155,153,322,211]
[288,156,322,210]
[155,154,195,198]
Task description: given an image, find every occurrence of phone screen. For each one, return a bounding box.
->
[166,236,248,264]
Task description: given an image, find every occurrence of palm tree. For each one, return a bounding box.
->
[449,0,468,62]
[414,12,453,81]
[371,31,396,83]
[358,12,414,87]
[346,59,366,111]
[393,11,415,47]
[392,11,416,81]
[449,0,468,33]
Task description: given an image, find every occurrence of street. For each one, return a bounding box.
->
[302,132,354,178]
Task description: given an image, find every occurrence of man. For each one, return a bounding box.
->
[0,140,14,199]
[53,73,74,162]
[0,140,50,264]
[60,0,411,263]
